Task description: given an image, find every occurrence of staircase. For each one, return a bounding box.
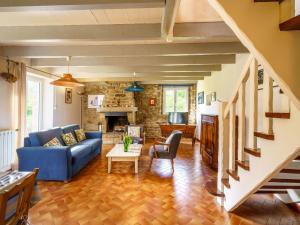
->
[216,55,300,211]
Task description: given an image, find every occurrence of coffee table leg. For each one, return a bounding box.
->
[135,157,138,174]
[108,157,112,173]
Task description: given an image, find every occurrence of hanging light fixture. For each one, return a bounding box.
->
[50,56,84,87]
[125,72,144,92]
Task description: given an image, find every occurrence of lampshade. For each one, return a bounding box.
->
[50,73,84,87]
[125,81,144,92]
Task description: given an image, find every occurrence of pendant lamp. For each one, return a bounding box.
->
[50,57,84,87]
[125,72,144,92]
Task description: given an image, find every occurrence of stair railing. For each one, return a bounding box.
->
[218,54,276,192]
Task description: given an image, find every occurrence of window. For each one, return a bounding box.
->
[26,75,43,134]
[163,86,189,113]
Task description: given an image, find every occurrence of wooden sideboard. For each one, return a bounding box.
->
[200,114,218,170]
[159,124,196,146]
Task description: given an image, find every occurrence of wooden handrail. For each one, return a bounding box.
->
[223,55,254,119]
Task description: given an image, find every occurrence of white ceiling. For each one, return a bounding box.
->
[0,8,163,26]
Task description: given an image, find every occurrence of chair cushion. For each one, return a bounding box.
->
[29,128,64,147]
[128,126,141,138]
[78,139,101,151]
[70,145,92,164]
[149,145,172,159]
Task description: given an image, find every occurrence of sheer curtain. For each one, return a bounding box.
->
[11,62,27,148]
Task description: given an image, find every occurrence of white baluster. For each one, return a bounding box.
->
[249,59,258,148]
[263,72,273,134]
[238,82,246,161]
[229,103,236,170]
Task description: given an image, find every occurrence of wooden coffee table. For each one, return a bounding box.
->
[106,144,143,174]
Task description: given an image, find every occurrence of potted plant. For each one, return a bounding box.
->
[123,134,132,152]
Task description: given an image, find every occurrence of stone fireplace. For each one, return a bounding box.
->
[97,107,138,133]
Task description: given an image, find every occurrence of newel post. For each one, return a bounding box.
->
[217,101,229,205]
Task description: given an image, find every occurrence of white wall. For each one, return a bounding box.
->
[53,86,81,127]
[196,54,250,137]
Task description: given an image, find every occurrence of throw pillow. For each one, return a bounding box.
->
[128,126,141,138]
[74,129,86,142]
[43,137,62,147]
[62,133,78,146]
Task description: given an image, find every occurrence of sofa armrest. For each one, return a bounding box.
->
[85,131,102,139]
[17,146,72,181]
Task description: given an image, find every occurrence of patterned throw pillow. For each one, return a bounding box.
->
[43,137,62,147]
[62,133,78,146]
[128,126,140,138]
[74,129,86,142]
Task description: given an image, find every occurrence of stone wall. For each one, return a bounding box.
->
[83,82,197,138]
[135,85,168,138]
[83,82,135,131]
[135,84,197,138]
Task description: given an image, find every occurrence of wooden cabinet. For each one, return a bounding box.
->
[200,114,218,170]
[159,124,196,145]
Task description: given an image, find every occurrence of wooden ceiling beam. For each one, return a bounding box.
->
[0,23,238,43]
[161,0,181,39]
[31,55,236,67]
[2,42,247,58]
[0,0,165,11]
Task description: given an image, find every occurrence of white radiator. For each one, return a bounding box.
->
[0,130,16,172]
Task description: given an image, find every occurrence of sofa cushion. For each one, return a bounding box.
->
[62,133,78,146]
[62,124,80,137]
[43,137,62,147]
[29,128,64,147]
[70,144,92,164]
[74,129,87,142]
[78,139,101,151]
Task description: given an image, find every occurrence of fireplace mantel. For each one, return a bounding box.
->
[97,107,138,113]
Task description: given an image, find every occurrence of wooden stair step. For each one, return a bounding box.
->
[244,147,261,157]
[222,178,230,189]
[265,112,290,119]
[270,178,300,183]
[226,169,240,181]
[280,169,300,174]
[261,185,300,189]
[254,131,275,140]
[295,156,300,160]
[254,0,283,2]
[205,179,225,197]
[280,15,300,31]
[236,160,250,171]
[256,190,288,194]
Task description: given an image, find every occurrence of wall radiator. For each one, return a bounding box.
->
[0,130,16,172]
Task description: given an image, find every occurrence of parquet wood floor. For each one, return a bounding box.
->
[28,142,300,225]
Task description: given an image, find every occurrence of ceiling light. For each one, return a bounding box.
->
[125,72,144,92]
[50,56,84,87]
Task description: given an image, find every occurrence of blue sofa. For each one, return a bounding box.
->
[17,124,102,182]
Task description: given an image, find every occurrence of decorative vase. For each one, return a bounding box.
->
[124,142,130,152]
[123,135,132,152]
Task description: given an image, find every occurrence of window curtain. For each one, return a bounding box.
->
[11,62,27,148]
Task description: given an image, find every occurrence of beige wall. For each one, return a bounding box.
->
[208,0,300,112]
[0,75,13,130]
[53,86,81,127]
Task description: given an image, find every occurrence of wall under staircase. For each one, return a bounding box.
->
[208,0,300,112]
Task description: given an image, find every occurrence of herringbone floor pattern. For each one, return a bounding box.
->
[28,142,300,225]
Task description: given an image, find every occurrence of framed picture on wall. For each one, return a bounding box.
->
[198,91,204,104]
[65,88,72,104]
[88,95,105,108]
[206,94,212,106]
[149,98,156,106]
[211,92,216,102]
